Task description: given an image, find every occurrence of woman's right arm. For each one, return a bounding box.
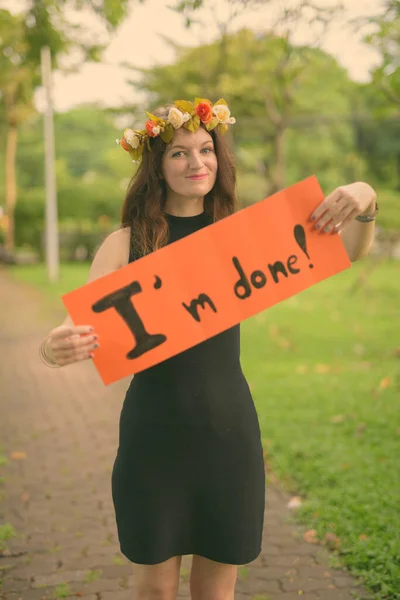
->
[41,227,130,367]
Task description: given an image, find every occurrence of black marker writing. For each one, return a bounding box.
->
[182,294,217,322]
[92,280,167,359]
[294,224,314,269]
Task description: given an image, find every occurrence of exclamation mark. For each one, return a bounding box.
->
[294,224,314,269]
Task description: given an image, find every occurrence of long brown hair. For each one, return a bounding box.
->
[121,104,238,258]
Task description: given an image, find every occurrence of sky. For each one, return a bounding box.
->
[3,0,384,113]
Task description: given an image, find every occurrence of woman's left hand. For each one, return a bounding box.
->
[310,182,377,234]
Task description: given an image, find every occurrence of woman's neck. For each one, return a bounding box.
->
[164,195,204,217]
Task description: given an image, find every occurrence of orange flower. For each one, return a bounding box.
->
[145,120,161,137]
[196,102,213,124]
[120,138,131,151]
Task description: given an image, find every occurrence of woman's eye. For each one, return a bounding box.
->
[171,147,213,158]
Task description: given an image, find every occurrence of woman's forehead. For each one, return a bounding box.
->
[170,127,213,147]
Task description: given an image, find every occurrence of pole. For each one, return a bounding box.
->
[40,45,59,282]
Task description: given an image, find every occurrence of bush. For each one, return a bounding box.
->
[373,188,400,231]
[56,218,119,262]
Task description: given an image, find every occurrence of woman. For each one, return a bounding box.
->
[40,98,378,600]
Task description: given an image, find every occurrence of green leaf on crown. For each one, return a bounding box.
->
[174,100,195,114]
[214,98,228,107]
[194,97,212,106]
[217,123,229,135]
[160,124,174,144]
[205,117,219,131]
[184,114,200,132]
[129,145,144,161]
[146,112,163,124]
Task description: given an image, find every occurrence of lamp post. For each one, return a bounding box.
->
[40,45,59,282]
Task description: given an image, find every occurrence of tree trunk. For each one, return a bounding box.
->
[273,124,286,193]
[5,123,18,253]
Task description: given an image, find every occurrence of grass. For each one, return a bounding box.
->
[5,257,400,599]
[241,258,400,600]
[53,582,71,598]
[0,524,17,553]
[83,569,102,583]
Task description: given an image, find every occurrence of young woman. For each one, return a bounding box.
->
[40,98,378,600]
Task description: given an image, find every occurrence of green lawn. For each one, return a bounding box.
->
[7,258,400,599]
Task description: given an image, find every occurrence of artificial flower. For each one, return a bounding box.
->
[168,107,184,129]
[124,129,140,149]
[146,120,160,137]
[212,104,236,125]
[196,102,213,124]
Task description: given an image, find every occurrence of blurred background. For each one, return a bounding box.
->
[0,3,399,599]
[0,0,399,267]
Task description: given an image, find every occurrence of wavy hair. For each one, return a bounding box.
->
[120,104,238,258]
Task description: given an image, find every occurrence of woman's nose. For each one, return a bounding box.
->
[188,152,204,169]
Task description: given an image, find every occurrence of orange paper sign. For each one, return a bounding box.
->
[62,176,351,385]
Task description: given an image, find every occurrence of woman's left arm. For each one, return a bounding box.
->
[310,181,378,262]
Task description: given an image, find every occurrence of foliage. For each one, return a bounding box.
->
[0,10,38,126]
[350,83,400,191]
[126,28,359,192]
[22,0,139,67]
[363,0,400,106]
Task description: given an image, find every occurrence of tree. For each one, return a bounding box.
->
[0,0,139,254]
[23,0,139,66]
[125,24,353,196]
[0,10,37,253]
[362,0,400,106]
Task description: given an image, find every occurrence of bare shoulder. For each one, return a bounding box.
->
[86,226,131,284]
[60,227,131,328]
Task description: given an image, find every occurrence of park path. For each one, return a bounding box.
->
[0,268,369,600]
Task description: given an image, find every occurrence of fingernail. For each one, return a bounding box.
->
[315,223,321,229]
[324,226,330,233]
[311,215,316,221]
[94,343,100,348]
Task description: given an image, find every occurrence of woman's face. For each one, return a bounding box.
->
[161,126,218,203]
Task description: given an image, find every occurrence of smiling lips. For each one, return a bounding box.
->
[187,174,207,180]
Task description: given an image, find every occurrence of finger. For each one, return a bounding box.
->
[320,204,354,233]
[313,198,348,231]
[52,325,95,340]
[310,188,342,223]
[53,333,98,352]
[55,339,99,359]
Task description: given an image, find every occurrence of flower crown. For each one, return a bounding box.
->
[116,97,236,163]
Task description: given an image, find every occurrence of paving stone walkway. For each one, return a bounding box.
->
[0,268,370,600]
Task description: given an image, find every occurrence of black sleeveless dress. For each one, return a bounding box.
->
[111,211,265,565]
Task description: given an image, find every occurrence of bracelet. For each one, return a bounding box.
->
[39,337,61,369]
[355,201,379,223]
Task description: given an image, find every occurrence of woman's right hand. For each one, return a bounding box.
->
[45,325,99,367]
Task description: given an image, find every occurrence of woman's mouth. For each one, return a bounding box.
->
[187,174,207,180]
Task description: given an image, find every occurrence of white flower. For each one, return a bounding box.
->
[152,126,161,136]
[168,107,184,129]
[228,117,236,124]
[124,128,140,149]
[116,139,120,145]
[182,112,191,123]
[212,104,232,124]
